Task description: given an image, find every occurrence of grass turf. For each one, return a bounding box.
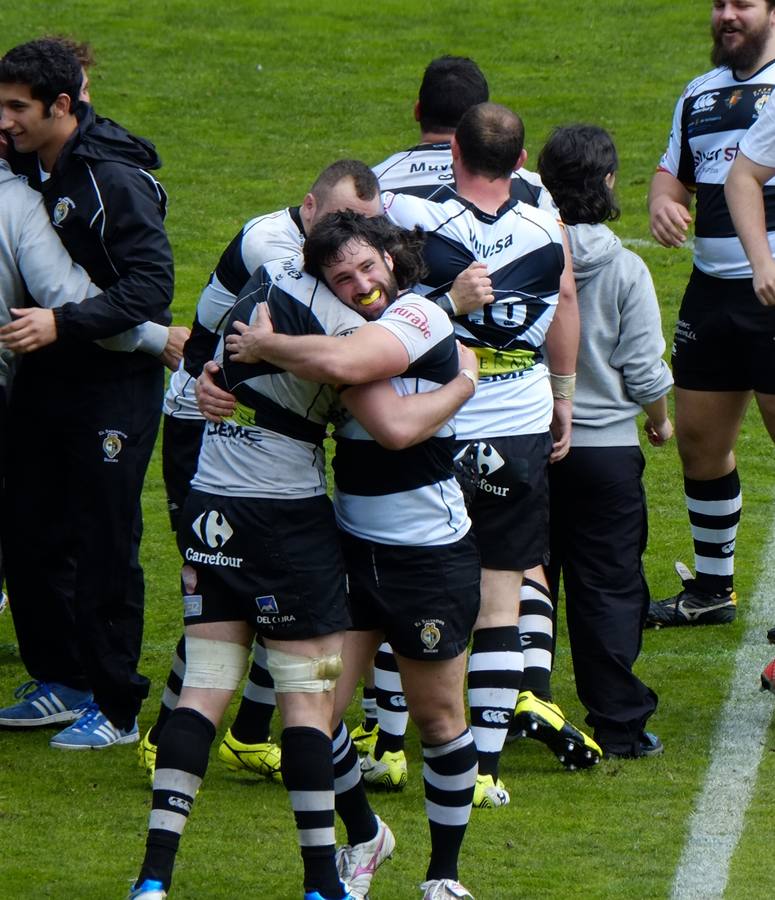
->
[1,1,775,898]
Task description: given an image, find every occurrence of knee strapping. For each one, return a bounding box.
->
[265,647,343,693]
[182,637,249,691]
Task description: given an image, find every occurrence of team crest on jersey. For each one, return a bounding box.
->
[419,620,442,651]
[53,196,75,226]
[100,428,126,461]
[754,91,772,118]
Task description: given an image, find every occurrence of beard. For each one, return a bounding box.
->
[711,18,772,71]
[354,271,400,321]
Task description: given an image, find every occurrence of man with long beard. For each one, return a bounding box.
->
[646,0,775,629]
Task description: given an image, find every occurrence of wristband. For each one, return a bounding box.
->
[436,292,460,318]
[550,372,576,400]
[459,368,477,393]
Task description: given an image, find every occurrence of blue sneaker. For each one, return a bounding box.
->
[127,879,167,899]
[49,702,139,750]
[304,883,353,900]
[0,680,93,727]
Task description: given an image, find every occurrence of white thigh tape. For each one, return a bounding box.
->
[265,647,343,693]
[183,637,249,691]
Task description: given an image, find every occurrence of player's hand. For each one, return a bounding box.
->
[0,307,57,352]
[158,324,191,371]
[196,360,236,422]
[456,341,479,392]
[225,302,274,363]
[448,262,494,314]
[649,198,692,248]
[644,416,673,446]
[752,258,775,306]
[549,397,572,463]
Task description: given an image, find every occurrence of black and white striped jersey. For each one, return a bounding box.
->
[383,189,564,439]
[163,206,305,418]
[191,255,363,499]
[374,141,555,212]
[333,294,470,547]
[658,62,775,278]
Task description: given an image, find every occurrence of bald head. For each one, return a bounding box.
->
[454,103,525,180]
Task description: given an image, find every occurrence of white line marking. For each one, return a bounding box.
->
[671,522,775,899]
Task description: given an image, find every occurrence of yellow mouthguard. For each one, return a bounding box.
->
[360,288,380,306]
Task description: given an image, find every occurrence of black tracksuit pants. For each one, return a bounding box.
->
[3,363,162,730]
[547,445,657,753]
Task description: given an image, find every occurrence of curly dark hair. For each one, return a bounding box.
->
[537,124,620,225]
[303,211,427,292]
[0,38,83,113]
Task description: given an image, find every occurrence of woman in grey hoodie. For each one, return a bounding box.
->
[538,125,673,759]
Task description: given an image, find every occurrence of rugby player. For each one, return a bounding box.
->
[378,102,596,805]
[647,0,775,627]
[365,56,593,785]
[141,159,382,785]
[224,211,482,900]
[128,218,480,900]
[725,70,775,676]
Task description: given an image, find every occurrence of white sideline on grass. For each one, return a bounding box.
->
[671,517,775,899]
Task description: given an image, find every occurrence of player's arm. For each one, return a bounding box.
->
[648,170,693,248]
[52,166,174,341]
[226,302,410,384]
[544,231,578,463]
[725,151,775,306]
[0,190,183,363]
[341,343,478,450]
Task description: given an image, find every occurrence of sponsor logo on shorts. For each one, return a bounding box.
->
[192,510,234,549]
[418,619,443,652]
[99,428,126,462]
[184,547,243,568]
[482,709,510,725]
[478,478,510,497]
[256,595,279,613]
[183,594,203,618]
[674,319,696,345]
[256,613,297,625]
[475,443,505,477]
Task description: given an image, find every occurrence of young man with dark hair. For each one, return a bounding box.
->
[647,0,775,628]
[0,37,176,749]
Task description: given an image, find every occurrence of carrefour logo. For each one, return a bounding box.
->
[192,510,234,549]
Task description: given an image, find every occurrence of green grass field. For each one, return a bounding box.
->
[2,2,775,898]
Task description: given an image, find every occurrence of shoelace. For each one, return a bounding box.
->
[14,679,47,700]
[71,702,101,731]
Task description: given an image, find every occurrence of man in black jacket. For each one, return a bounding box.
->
[0,38,174,749]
